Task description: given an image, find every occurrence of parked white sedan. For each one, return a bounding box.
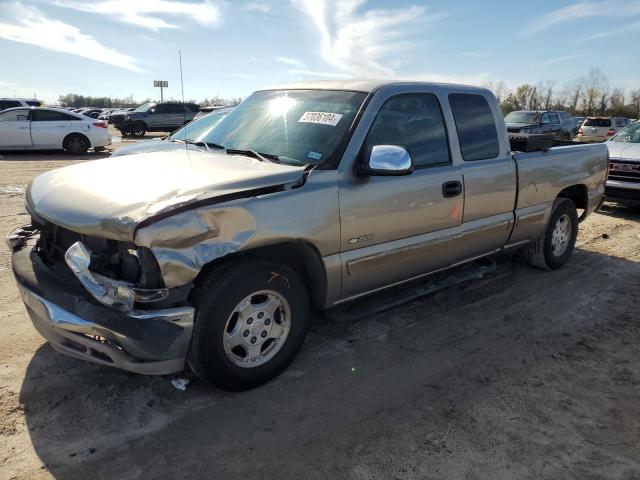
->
[0,107,111,154]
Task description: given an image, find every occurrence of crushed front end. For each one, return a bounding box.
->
[8,218,194,375]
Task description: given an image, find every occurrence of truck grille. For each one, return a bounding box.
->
[609,160,640,183]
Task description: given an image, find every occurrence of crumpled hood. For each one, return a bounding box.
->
[26,149,306,241]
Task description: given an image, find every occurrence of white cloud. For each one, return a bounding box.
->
[400,72,491,86]
[291,0,443,77]
[244,2,270,14]
[524,0,640,36]
[276,56,306,68]
[575,21,640,44]
[54,0,221,31]
[0,2,143,72]
[540,54,587,66]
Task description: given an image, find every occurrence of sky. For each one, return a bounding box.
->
[0,0,639,104]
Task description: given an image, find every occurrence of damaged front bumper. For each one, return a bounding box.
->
[9,226,194,375]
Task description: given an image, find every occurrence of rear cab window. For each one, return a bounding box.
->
[448,93,499,161]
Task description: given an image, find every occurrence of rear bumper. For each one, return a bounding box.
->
[573,136,606,143]
[10,234,194,375]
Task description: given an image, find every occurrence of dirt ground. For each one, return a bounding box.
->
[1,142,640,479]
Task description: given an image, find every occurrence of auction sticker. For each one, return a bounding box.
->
[298,111,343,126]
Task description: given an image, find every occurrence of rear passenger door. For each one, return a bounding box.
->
[0,109,32,147]
[30,110,73,148]
[154,104,187,130]
[447,92,517,262]
[339,91,464,299]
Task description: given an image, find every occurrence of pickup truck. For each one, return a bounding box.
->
[8,80,608,391]
[605,120,640,205]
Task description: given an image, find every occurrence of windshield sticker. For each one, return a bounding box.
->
[298,112,343,126]
[306,150,322,161]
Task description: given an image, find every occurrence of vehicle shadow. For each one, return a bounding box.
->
[0,150,112,161]
[598,201,640,221]
[17,248,640,479]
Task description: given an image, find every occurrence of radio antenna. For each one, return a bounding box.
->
[179,50,186,137]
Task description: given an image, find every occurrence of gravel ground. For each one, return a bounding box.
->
[1,145,639,480]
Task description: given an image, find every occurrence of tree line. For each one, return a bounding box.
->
[485,68,640,118]
[57,93,244,108]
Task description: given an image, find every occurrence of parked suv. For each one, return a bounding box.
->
[574,117,631,143]
[0,98,43,111]
[110,102,200,137]
[504,110,574,140]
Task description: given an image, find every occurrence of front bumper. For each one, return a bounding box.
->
[10,232,194,375]
[605,181,640,206]
[573,135,607,143]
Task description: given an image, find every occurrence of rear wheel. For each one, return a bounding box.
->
[188,258,310,391]
[524,198,579,270]
[63,134,89,155]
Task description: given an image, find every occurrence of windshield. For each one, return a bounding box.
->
[611,121,640,143]
[169,109,231,142]
[203,89,367,166]
[134,102,155,113]
[504,111,540,124]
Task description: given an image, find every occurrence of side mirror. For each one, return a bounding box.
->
[358,145,413,176]
[149,108,156,114]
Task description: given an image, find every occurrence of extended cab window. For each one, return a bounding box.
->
[364,93,450,167]
[449,93,499,161]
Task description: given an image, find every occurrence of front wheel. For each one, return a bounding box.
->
[188,258,310,391]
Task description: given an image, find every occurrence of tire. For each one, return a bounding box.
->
[188,258,310,391]
[524,198,579,270]
[131,121,146,137]
[63,134,90,155]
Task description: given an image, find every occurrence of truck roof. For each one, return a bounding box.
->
[261,79,483,94]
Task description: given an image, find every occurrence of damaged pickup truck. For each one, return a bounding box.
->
[9,81,608,390]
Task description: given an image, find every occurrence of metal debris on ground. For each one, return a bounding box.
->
[171,378,189,391]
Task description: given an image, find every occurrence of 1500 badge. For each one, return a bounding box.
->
[348,233,375,245]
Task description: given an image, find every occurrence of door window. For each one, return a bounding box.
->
[0,109,29,121]
[32,110,75,121]
[0,100,21,111]
[540,113,552,125]
[155,104,185,114]
[549,113,561,124]
[363,93,450,168]
[448,93,499,161]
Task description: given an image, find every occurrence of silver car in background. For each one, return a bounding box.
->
[574,116,631,143]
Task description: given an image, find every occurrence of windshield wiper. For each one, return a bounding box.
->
[226,148,280,163]
[172,139,226,153]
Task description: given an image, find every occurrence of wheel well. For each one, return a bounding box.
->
[557,184,588,220]
[195,241,327,311]
[63,132,90,148]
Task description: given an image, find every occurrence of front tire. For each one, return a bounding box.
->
[131,121,147,137]
[188,258,310,391]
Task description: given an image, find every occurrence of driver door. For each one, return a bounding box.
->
[339,92,463,299]
[0,109,32,147]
